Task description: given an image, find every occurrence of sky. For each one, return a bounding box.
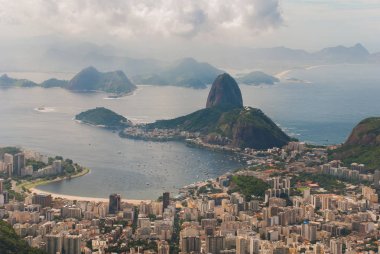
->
[0,0,379,59]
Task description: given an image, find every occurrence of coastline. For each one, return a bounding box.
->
[17,167,150,205]
[19,168,90,194]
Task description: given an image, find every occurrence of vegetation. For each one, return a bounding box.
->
[330,145,380,172]
[2,178,24,201]
[17,167,89,191]
[292,173,346,194]
[75,107,131,129]
[170,208,181,254]
[0,146,21,157]
[230,175,270,200]
[26,159,47,171]
[197,183,223,194]
[0,220,46,254]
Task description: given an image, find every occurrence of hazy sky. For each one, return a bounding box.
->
[0,0,379,57]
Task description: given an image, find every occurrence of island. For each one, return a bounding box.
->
[68,66,137,96]
[75,107,131,130]
[236,71,280,85]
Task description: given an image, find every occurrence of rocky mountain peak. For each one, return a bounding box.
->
[206,73,243,109]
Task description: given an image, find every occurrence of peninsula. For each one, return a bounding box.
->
[237,71,280,85]
[125,73,291,149]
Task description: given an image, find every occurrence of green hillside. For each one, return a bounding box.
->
[148,106,291,149]
[330,117,380,171]
[0,220,45,254]
[75,107,131,129]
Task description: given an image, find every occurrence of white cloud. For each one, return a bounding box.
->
[0,0,283,39]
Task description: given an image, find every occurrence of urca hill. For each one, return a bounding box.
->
[147,73,291,149]
[331,117,380,171]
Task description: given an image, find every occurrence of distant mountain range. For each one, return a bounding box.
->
[1,39,378,78]
[132,58,223,89]
[1,67,137,95]
[207,43,380,70]
[1,42,379,91]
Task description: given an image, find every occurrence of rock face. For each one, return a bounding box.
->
[345,117,380,146]
[206,73,243,108]
[68,66,136,94]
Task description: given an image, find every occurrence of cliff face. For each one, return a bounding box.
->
[206,73,243,109]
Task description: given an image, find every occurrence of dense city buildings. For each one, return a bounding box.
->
[2,143,380,253]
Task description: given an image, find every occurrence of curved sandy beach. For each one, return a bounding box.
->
[29,187,150,205]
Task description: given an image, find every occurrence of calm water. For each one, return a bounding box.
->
[1,63,380,199]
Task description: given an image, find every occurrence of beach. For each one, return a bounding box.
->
[29,187,150,205]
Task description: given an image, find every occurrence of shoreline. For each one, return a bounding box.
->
[19,168,90,194]
[20,167,151,205]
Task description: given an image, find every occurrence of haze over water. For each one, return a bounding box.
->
[0,63,380,199]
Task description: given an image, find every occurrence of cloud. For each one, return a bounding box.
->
[0,0,284,40]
